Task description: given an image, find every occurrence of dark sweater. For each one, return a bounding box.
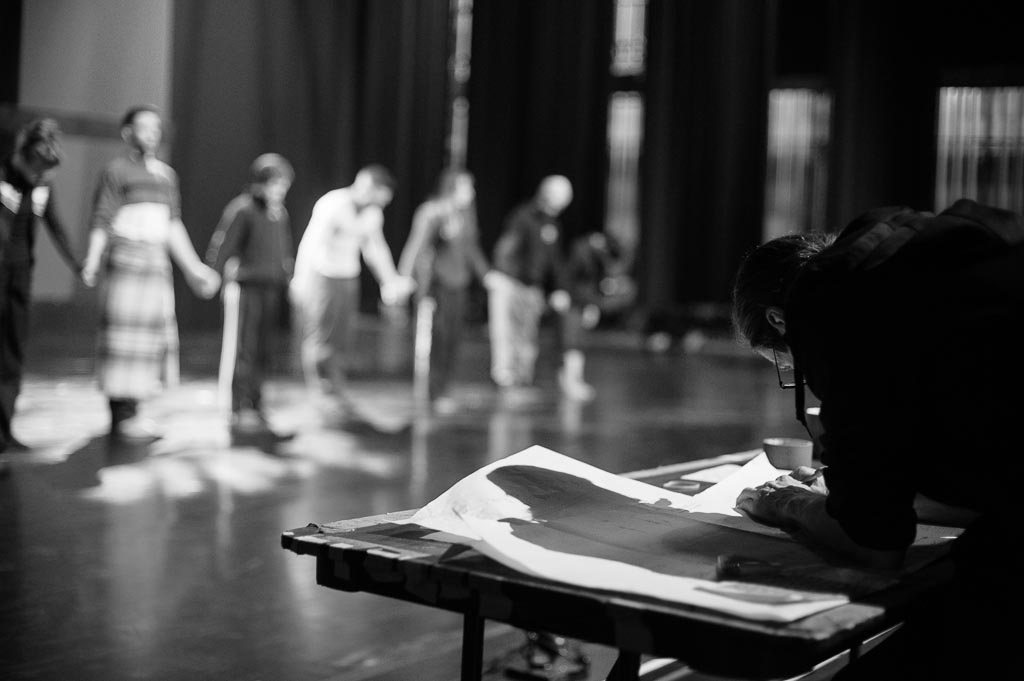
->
[206,194,293,284]
[786,199,1024,557]
[493,202,566,291]
[0,157,80,269]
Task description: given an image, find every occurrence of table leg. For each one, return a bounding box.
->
[460,612,485,681]
[606,650,641,681]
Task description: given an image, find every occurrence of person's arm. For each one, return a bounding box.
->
[81,166,119,286]
[40,188,82,273]
[492,209,526,275]
[80,227,107,287]
[736,477,906,570]
[397,201,436,280]
[292,196,331,291]
[279,210,295,279]
[168,219,220,298]
[205,198,248,273]
[463,206,493,282]
[360,208,413,304]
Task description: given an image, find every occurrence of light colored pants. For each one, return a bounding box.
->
[293,271,360,398]
[487,273,545,387]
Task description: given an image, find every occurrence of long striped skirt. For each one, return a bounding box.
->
[97,237,179,399]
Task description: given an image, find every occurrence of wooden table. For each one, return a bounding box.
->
[280,452,954,681]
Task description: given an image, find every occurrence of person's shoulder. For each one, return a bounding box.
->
[314,187,349,208]
[151,159,179,183]
[223,193,254,216]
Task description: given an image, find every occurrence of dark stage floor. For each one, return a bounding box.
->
[0,315,805,681]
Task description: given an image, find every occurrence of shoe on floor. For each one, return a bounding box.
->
[558,371,595,402]
[431,396,459,415]
[113,417,164,441]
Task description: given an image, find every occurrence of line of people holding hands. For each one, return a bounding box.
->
[1,108,633,449]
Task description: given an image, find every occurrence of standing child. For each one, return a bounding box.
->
[206,154,295,441]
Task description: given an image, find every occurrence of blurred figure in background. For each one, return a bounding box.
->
[558,230,636,400]
[488,175,573,393]
[0,118,82,453]
[81,105,220,440]
[398,167,497,414]
[290,164,413,424]
[206,153,295,442]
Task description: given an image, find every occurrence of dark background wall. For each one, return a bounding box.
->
[5,0,1024,329]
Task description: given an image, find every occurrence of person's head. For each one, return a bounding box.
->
[13,117,62,184]
[249,153,294,205]
[731,232,835,357]
[120,105,163,155]
[436,167,475,207]
[351,163,396,208]
[535,175,573,216]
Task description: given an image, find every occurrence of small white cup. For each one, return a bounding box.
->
[763,437,813,471]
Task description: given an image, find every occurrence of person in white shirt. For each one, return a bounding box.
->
[290,164,413,419]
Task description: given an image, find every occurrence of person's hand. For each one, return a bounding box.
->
[790,465,828,493]
[188,264,221,299]
[581,303,601,330]
[81,262,100,288]
[548,289,571,313]
[736,473,824,528]
[381,275,416,306]
[482,270,504,290]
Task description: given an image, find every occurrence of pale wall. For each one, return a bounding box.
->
[19,0,173,300]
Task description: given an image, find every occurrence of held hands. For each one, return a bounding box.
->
[187,264,221,299]
[482,270,505,290]
[735,467,827,529]
[380,275,416,306]
[548,289,571,313]
[81,262,100,288]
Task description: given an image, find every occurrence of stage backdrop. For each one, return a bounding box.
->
[171,0,451,327]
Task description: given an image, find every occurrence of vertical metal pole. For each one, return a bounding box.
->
[413,297,435,403]
[606,650,641,681]
[460,612,485,681]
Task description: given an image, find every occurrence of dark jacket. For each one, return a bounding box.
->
[493,202,566,291]
[0,157,80,270]
[785,199,1024,558]
[205,194,293,284]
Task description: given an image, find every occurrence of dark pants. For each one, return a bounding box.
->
[0,262,31,449]
[834,520,1020,681]
[428,284,467,399]
[226,282,282,413]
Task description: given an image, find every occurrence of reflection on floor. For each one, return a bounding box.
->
[0,319,804,681]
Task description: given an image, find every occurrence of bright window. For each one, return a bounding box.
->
[936,87,1024,214]
[763,89,831,241]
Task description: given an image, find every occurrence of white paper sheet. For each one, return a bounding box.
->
[402,445,851,622]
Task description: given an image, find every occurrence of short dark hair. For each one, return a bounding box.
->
[732,231,835,351]
[16,117,63,170]
[121,104,162,128]
[359,164,396,192]
[250,153,294,185]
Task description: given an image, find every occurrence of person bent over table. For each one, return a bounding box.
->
[730,199,1024,681]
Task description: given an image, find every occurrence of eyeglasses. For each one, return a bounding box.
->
[772,347,799,389]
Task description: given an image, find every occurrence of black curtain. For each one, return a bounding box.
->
[641,0,769,309]
[466,0,614,258]
[171,0,451,327]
